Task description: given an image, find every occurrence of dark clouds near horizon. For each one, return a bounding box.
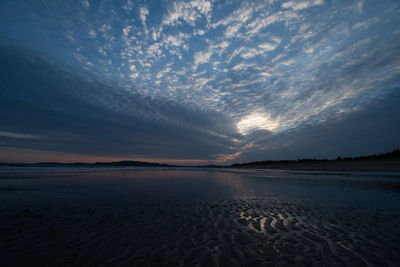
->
[0,42,240,162]
[0,0,400,164]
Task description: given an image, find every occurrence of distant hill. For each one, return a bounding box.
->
[192,164,225,168]
[0,161,178,168]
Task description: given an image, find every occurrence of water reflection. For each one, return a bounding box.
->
[0,167,399,266]
[0,168,399,206]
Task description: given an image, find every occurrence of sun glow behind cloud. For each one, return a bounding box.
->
[237,113,280,135]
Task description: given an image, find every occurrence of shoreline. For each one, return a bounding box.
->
[230,159,400,173]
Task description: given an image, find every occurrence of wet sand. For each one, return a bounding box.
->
[0,168,399,266]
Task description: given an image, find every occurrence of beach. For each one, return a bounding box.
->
[1,168,399,266]
[231,158,400,173]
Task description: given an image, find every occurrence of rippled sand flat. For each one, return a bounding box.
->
[0,168,399,266]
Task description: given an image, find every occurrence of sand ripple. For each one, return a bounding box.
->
[1,198,399,266]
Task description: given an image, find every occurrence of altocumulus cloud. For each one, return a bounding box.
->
[0,41,240,163]
[0,0,400,164]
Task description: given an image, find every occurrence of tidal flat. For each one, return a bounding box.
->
[0,167,399,266]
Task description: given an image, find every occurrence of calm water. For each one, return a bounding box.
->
[0,167,399,210]
[1,167,399,266]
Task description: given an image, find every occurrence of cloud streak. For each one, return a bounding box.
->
[0,131,41,140]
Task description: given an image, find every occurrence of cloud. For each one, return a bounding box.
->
[1,0,399,163]
[233,89,400,163]
[140,6,149,35]
[122,0,133,12]
[162,0,211,26]
[280,58,295,66]
[258,43,278,51]
[237,112,280,135]
[192,0,212,15]
[0,131,41,140]
[0,43,239,162]
[89,29,96,38]
[240,48,258,59]
[164,33,188,47]
[193,50,212,70]
[122,26,132,37]
[225,23,242,38]
[237,42,278,59]
[282,0,324,11]
[244,9,302,38]
[357,0,364,13]
[213,2,254,28]
[81,0,89,8]
[146,43,162,57]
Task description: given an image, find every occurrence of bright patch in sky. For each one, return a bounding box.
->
[0,0,399,163]
[237,113,280,135]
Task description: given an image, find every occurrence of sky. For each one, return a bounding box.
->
[0,0,399,165]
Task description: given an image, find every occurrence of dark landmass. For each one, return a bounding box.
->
[231,149,400,172]
[1,149,399,171]
[191,164,225,168]
[0,160,178,168]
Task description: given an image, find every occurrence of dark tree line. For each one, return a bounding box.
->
[231,148,400,167]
